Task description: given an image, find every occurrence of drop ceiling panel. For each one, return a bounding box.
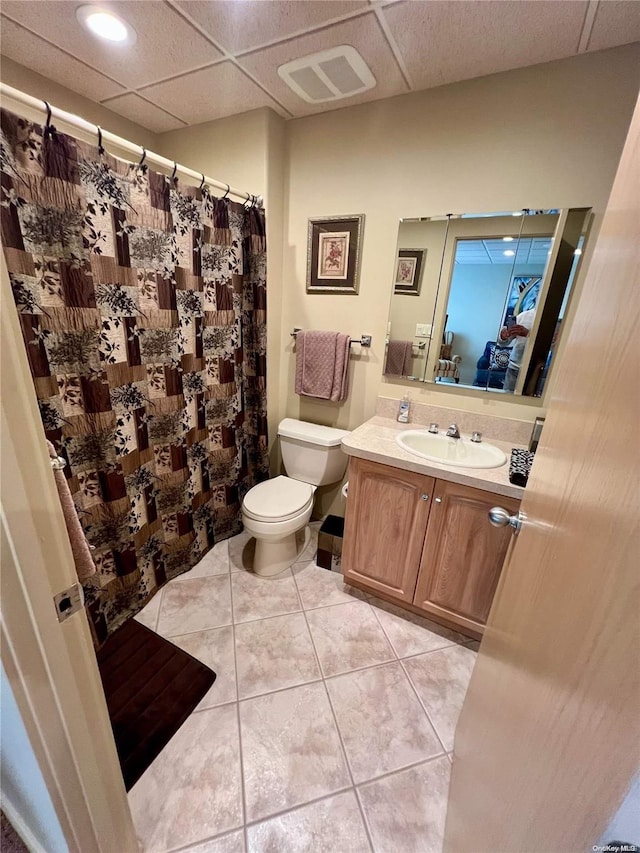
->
[0,17,125,102]
[140,62,287,124]
[101,93,187,133]
[587,1,640,52]
[384,0,589,90]
[1,1,223,89]
[175,0,369,54]
[238,14,408,116]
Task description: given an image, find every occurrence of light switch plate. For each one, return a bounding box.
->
[416,323,432,338]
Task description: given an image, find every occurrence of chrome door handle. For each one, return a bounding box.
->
[488,506,524,533]
[434,497,442,503]
[421,494,429,501]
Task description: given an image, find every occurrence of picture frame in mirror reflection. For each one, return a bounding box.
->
[394,248,425,295]
[306,214,364,293]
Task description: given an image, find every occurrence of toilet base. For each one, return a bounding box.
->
[253,532,298,577]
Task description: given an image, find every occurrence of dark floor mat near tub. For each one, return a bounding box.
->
[96,618,216,791]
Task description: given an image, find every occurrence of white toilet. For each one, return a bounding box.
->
[241,418,350,577]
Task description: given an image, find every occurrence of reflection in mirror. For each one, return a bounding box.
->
[385,208,591,399]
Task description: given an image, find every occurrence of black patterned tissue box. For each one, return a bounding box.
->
[509,449,535,487]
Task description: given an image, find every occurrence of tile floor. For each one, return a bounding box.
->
[131,523,478,853]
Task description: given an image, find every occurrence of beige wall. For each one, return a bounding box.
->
[281,44,640,431]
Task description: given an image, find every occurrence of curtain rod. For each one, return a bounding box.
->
[0,82,264,208]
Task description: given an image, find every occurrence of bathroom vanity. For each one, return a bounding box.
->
[341,412,525,639]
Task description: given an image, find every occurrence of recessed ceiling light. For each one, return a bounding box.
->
[77,6,136,43]
[504,250,515,257]
[502,236,514,242]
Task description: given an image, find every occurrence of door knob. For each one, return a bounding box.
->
[421,494,429,501]
[488,506,524,533]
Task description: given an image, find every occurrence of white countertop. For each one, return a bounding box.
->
[342,416,525,500]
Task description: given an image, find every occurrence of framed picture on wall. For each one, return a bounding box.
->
[306,214,365,293]
[394,249,425,295]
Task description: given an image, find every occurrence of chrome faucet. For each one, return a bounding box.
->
[446,423,461,439]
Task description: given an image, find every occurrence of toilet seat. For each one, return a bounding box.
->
[242,475,315,522]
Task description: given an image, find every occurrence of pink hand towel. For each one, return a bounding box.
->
[47,441,96,583]
[294,331,351,401]
[384,340,412,376]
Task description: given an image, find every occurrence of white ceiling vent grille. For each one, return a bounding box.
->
[277,46,376,104]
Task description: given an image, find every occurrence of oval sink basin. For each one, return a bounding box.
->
[396,430,507,469]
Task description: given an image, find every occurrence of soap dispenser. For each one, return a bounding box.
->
[397,395,411,423]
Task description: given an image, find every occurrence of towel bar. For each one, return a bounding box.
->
[291,328,372,347]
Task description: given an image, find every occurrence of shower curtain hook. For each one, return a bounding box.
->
[170,162,178,184]
[138,148,147,168]
[97,126,105,156]
[200,174,206,190]
[43,101,57,140]
[223,183,230,199]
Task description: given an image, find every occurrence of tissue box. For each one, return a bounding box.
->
[509,449,535,487]
[316,514,344,572]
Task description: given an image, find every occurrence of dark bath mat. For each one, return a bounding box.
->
[96,618,216,791]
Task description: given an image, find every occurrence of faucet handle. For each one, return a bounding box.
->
[471,431,482,443]
[428,423,439,434]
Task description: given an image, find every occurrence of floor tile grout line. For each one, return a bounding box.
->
[398,657,450,757]
[165,824,244,853]
[227,571,249,852]
[370,605,451,755]
[355,751,452,793]
[293,576,376,853]
[243,784,355,834]
[319,678,375,853]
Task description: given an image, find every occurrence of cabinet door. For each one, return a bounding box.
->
[342,457,434,602]
[414,480,520,633]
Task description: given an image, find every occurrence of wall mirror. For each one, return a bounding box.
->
[385,208,592,398]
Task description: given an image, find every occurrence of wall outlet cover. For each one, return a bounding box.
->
[416,323,432,338]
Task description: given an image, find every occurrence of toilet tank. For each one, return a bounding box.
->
[278,418,350,486]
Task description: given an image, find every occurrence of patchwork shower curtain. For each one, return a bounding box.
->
[1,109,269,641]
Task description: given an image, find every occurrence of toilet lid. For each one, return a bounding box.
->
[243,476,315,521]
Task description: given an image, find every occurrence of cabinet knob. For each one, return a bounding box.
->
[421,494,429,501]
[434,497,442,503]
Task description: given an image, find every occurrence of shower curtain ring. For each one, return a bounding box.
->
[97,126,105,156]
[200,174,206,190]
[138,148,147,167]
[43,100,57,139]
[171,162,178,183]
[223,183,230,199]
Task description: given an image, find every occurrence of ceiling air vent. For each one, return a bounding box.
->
[277,46,376,104]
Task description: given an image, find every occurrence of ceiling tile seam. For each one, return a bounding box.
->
[372,6,413,90]
[230,8,378,59]
[164,1,294,118]
[577,0,600,53]
[130,56,229,94]
[101,91,189,127]
[133,57,292,120]
[0,13,130,93]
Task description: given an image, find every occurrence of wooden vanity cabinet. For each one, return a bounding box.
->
[414,480,520,635]
[341,458,434,602]
[342,457,521,636]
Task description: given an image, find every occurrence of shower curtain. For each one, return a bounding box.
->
[1,108,269,641]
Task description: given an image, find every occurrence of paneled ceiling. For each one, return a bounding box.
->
[455,237,553,266]
[1,0,639,133]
